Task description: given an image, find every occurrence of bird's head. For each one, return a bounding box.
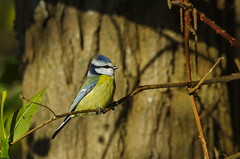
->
[87,54,117,77]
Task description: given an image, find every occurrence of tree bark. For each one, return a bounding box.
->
[14,0,239,158]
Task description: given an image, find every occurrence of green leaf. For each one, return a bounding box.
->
[11,88,45,142]
[4,112,14,140]
[3,90,22,123]
[0,91,7,140]
[4,91,22,139]
[0,138,10,158]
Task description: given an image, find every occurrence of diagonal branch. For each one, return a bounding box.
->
[188,57,224,94]
[183,0,210,157]
[170,1,240,49]
[199,13,240,48]
[10,73,240,145]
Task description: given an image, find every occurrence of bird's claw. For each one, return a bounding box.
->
[111,105,117,110]
[96,107,104,115]
[110,101,118,110]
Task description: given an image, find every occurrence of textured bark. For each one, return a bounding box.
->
[14,0,239,159]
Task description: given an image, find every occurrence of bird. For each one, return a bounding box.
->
[51,54,117,139]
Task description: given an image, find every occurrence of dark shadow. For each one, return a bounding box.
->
[101,99,133,159]
[32,138,51,156]
[0,57,20,85]
[15,0,238,60]
[24,125,51,158]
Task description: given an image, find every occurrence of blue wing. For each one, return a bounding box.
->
[69,77,99,112]
[51,76,99,139]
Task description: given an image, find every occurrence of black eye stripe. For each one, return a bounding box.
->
[94,65,112,69]
[91,64,115,70]
[102,65,112,68]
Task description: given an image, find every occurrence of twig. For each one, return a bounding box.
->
[190,95,210,158]
[225,152,240,159]
[189,26,199,73]
[126,73,240,97]
[183,0,192,81]
[20,95,57,116]
[199,13,240,48]
[188,57,224,94]
[180,8,183,32]
[10,108,99,145]
[11,117,55,145]
[171,1,193,8]
[183,0,210,158]
[170,1,240,49]
[119,73,240,104]
[192,7,198,72]
[10,73,240,145]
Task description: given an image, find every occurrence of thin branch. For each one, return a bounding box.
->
[20,95,57,116]
[188,57,224,94]
[126,73,240,97]
[192,7,198,72]
[189,26,199,73]
[199,13,240,48]
[190,95,209,157]
[11,118,54,145]
[183,0,192,82]
[225,152,240,159]
[180,8,184,32]
[170,1,240,49]
[10,73,240,145]
[171,1,193,8]
[10,108,98,145]
[183,0,210,157]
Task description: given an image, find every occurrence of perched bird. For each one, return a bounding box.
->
[51,54,117,139]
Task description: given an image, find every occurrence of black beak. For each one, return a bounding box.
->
[113,66,118,70]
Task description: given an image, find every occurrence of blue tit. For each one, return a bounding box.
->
[51,54,117,139]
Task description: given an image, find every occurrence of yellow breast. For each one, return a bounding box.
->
[75,75,115,112]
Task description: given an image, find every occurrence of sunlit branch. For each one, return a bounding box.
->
[10,72,240,145]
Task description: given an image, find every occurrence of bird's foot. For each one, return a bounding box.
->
[96,107,104,115]
[110,101,119,110]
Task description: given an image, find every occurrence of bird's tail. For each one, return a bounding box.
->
[51,115,72,139]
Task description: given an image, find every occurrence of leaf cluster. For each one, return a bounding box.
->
[0,89,45,158]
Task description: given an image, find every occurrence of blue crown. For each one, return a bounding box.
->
[95,54,111,63]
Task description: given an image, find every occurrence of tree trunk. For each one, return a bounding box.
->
[14,0,239,158]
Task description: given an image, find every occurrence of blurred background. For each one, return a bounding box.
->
[0,0,21,108]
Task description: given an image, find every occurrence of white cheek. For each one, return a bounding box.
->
[95,68,104,74]
[106,69,114,76]
[95,68,114,76]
